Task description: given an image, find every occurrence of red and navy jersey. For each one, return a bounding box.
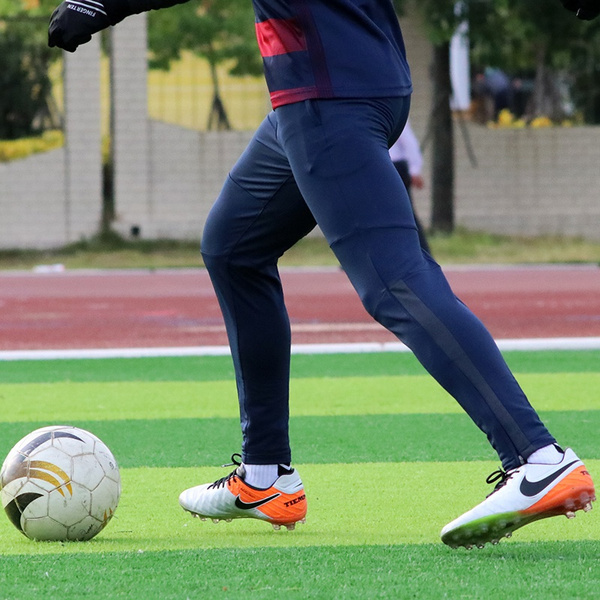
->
[252,0,412,108]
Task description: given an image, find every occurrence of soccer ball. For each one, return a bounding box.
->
[0,425,121,541]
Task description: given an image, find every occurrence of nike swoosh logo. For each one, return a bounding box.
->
[234,493,281,510]
[519,460,579,497]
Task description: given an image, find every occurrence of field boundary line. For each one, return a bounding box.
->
[1,337,600,361]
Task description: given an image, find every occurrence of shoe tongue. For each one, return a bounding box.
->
[236,464,247,480]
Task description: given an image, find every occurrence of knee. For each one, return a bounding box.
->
[201,201,230,260]
[356,285,386,322]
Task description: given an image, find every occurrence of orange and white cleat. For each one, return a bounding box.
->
[441,448,595,549]
[179,455,307,530]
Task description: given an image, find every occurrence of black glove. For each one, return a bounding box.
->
[48,0,129,52]
[561,0,600,20]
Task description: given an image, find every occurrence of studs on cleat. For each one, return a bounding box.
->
[566,511,576,519]
[212,519,220,524]
[584,502,593,512]
[272,519,305,532]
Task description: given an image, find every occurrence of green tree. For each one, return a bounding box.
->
[568,19,600,123]
[395,1,599,233]
[468,0,591,121]
[148,0,262,130]
[403,0,465,233]
[0,0,59,139]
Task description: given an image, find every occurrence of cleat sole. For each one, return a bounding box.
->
[185,508,306,531]
[442,454,595,550]
[443,494,595,549]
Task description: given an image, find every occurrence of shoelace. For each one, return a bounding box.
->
[207,453,243,490]
[485,467,517,497]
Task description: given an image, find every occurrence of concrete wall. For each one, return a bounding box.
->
[136,120,600,242]
[0,149,66,247]
[0,37,102,249]
[454,125,600,239]
[146,124,253,239]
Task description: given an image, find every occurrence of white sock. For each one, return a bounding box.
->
[243,464,279,489]
[528,444,564,465]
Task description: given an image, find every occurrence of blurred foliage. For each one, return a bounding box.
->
[148,0,261,129]
[0,17,58,139]
[148,0,261,75]
[0,0,61,139]
[0,0,57,18]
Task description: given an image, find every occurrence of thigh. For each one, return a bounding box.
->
[275,97,414,238]
[202,112,316,261]
[275,96,425,280]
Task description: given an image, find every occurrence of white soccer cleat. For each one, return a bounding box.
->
[441,448,595,549]
[179,455,307,530]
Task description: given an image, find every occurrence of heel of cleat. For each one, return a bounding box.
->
[565,494,594,518]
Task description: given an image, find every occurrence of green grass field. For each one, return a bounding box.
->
[0,350,599,598]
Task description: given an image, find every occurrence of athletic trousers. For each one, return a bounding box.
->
[201,96,555,471]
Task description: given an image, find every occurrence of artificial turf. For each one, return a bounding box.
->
[0,349,599,383]
[0,350,598,598]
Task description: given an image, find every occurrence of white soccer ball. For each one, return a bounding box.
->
[0,425,121,541]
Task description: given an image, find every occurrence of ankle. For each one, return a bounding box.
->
[527,444,564,465]
[243,463,291,488]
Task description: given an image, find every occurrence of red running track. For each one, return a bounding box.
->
[0,265,599,350]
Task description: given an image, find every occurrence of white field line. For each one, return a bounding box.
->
[0,337,599,361]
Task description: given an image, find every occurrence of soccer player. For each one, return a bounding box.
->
[48,0,597,548]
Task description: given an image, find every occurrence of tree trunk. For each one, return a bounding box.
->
[526,45,565,122]
[207,60,231,130]
[430,41,454,233]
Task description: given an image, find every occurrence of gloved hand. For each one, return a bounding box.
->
[561,0,600,20]
[48,0,127,52]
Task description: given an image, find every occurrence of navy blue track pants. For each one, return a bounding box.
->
[201,96,555,471]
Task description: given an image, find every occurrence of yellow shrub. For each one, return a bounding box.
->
[0,130,64,163]
[529,116,553,129]
[497,108,515,127]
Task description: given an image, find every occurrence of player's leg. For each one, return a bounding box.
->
[179,112,312,528]
[276,96,549,469]
[275,95,594,544]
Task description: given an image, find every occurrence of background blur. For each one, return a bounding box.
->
[1,1,599,250]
